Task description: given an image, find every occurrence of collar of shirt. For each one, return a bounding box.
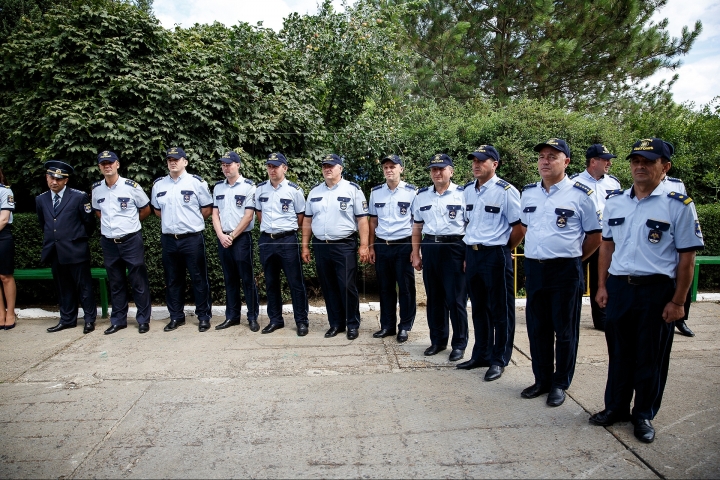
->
[55,186,67,199]
[474,175,498,193]
[170,171,187,184]
[384,180,406,193]
[323,179,344,191]
[224,175,245,188]
[103,176,123,190]
[628,183,666,201]
[579,170,602,184]
[541,175,571,196]
[432,182,459,196]
[271,178,288,191]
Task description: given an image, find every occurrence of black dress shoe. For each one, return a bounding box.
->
[633,419,655,443]
[262,323,284,334]
[215,319,240,330]
[347,328,359,340]
[164,319,185,332]
[521,383,550,399]
[104,325,127,335]
[138,323,149,334]
[448,348,464,361]
[397,330,408,343]
[546,387,566,407]
[484,365,504,381]
[456,358,490,370]
[47,323,76,333]
[249,320,260,332]
[297,324,308,336]
[589,409,631,426]
[675,320,695,337]
[198,320,210,332]
[424,344,447,356]
[83,323,95,334]
[324,326,346,338]
[373,328,396,338]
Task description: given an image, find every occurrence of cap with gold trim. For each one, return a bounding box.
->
[44,160,74,179]
[626,138,674,161]
[97,150,119,164]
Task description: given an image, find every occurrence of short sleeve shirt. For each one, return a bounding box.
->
[571,170,621,215]
[213,176,257,233]
[254,178,306,234]
[412,183,466,236]
[463,175,521,246]
[368,181,417,240]
[0,184,15,224]
[151,172,213,234]
[305,178,368,240]
[91,176,150,237]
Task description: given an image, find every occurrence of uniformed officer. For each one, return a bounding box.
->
[589,138,704,443]
[520,138,602,406]
[570,144,622,331]
[0,167,17,330]
[255,153,309,336]
[91,150,152,334]
[211,151,260,332]
[151,147,214,332]
[301,154,370,340]
[36,160,97,333]
[411,153,468,362]
[460,146,524,380]
[368,154,417,343]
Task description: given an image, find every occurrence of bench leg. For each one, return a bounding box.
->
[691,263,700,303]
[99,278,109,319]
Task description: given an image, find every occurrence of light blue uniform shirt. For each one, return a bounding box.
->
[463,175,521,246]
[603,185,703,277]
[412,182,466,236]
[570,170,621,215]
[661,175,686,195]
[368,181,416,240]
[520,175,602,260]
[91,176,150,238]
[0,184,15,224]
[305,178,368,240]
[254,178,306,234]
[213,176,256,233]
[151,172,213,234]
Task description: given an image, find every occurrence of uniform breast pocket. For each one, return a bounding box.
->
[554,208,576,229]
[447,205,462,222]
[234,195,246,208]
[397,202,410,216]
[646,219,670,245]
[337,196,352,213]
[374,202,386,213]
[180,190,195,206]
[155,191,168,208]
[523,205,537,225]
[484,204,501,222]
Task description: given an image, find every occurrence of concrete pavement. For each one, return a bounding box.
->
[0,302,718,478]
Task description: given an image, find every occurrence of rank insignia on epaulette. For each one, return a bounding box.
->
[496,178,511,190]
[569,173,580,179]
[418,186,429,194]
[215,180,224,185]
[404,183,417,191]
[372,184,383,191]
[456,185,464,191]
[125,179,138,188]
[464,180,475,189]
[572,182,593,196]
[244,178,254,185]
[153,177,164,184]
[668,192,693,205]
[523,183,537,191]
[349,181,361,190]
[92,181,102,189]
[666,176,683,183]
[608,174,620,182]
[605,189,623,199]
[192,174,204,182]
[288,181,300,189]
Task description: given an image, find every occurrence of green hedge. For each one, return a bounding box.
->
[696,204,720,290]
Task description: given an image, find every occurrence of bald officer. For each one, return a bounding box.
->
[92,150,152,334]
[411,154,468,362]
[461,146,524,381]
[151,147,214,332]
[590,138,704,443]
[211,151,260,332]
[302,154,370,340]
[37,161,97,333]
[520,138,602,407]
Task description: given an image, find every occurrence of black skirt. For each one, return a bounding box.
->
[0,227,15,275]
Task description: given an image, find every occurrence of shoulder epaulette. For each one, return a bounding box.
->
[523,183,538,191]
[244,178,255,185]
[464,180,475,189]
[371,184,383,191]
[69,188,86,195]
[569,172,580,179]
[668,191,693,205]
[666,176,683,183]
[495,178,511,190]
[573,181,594,196]
[192,174,205,183]
[153,177,164,185]
[605,189,624,199]
[214,180,224,186]
[0,183,8,189]
[456,185,464,191]
[349,181,361,190]
[417,186,430,194]
[287,181,300,189]
[125,179,139,188]
[312,181,322,189]
[257,180,268,187]
[92,180,102,189]
[404,183,416,190]
[608,174,620,183]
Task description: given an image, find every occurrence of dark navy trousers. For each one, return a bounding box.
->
[373,239,416,332]
[101,233,151,326]
[466,245,515,366]
[259,232,308,327]
[313,236,361,330]
[583,249,606,330]
[218,231,259,323]
[524,257,583,390]
[420,238,468,350]
[50,254,96,326]
[604,274,675,420]
[161,233,212,322]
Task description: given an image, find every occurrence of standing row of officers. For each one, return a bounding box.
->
[27,136,703,446]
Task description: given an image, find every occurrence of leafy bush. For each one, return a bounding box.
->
[696,203,720,290]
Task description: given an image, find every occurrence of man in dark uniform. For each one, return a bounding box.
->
[37,160,97,333]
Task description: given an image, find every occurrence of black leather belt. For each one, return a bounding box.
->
[424,234,463,243]
[164,231,201,240]
[614,274,671,285]
[104,230,140,244]
[527,257,578,264]
[376,236,411,245]
[223,231,250,237]
[314,234,355,244]
[261,230,297,240]
[469,244,502,251]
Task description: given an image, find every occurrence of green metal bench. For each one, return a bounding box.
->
[14,268,110,318]
[691,256,720,302]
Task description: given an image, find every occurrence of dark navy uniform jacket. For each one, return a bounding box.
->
[36,188,96,264]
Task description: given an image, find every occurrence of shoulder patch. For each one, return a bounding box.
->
[569,172,580,179]
[608,174,620,183]
[523,183,538,191]
[153,177,164,185]
[495,178,511,190]
[349,181,361,190]
[92,180,102,189]
[257,180,268,187]
[124,179,139,188]
[192,174,204,183]
[573,181,594,196]
[667,191,693,205]
[417,186,430,194]
[404,183,417,190]
[244,178,255,186]
[371,184,383,191]
[287,181,299,189]
[605,189,624,199]
[464,180,475,189]
[666,176,683,183]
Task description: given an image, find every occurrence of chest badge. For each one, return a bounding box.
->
[235,195,245,207]
[118,197,129,210]
[556,215,567,228]
[449,209,457,219]
[183,192,191,203]
[648,229,662,243]
[400,205,407,215]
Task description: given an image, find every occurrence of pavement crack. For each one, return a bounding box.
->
[9,336,86,383]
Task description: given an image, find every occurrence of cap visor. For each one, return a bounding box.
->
[426,163,449,169]
[534,143,565,153]
[626,151,660,160]
[166,154,183,160]
[598,154,617,160]
[467,152,493,161]
[266,160,284,166]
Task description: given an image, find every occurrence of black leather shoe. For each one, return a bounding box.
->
[397,330,408,343]
[448,348,464,361]
[324,326,346,338]
[297,324,308,336]
[215,319,240,330]
[546,387,566,407]
[138,323,149,334]
[373,328,396,338]
[484,365,504,381]
[633,419,655,443]
[424,344,447,356]
[589,409,631,426]
[675,320,695,337]
[262,323,284,334]
[47,322,76,333]
[347,328,359,340]
[83,323,95,334]
[104,325,126,335]
[164,319,185,332]
[198,320,210,332]
[521,383,550,399]
[249,320,260,332]
[456,358,490,370]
